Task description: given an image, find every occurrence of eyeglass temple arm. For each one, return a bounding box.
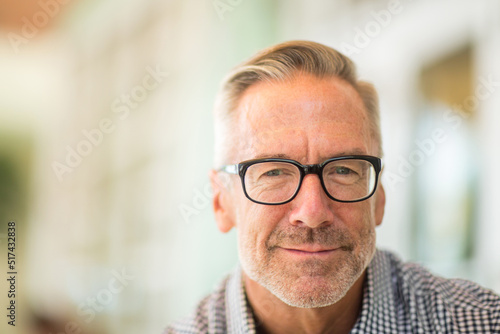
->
[219,164,238,174]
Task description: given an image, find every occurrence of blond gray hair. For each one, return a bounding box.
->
[213,40,382,166]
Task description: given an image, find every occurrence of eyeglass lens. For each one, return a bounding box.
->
[244,159,376,204]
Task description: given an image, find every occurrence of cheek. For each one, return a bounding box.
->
[236,202,288,250]
[333,201,376,230]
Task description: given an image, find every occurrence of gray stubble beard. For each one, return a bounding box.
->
[240,225,376,308]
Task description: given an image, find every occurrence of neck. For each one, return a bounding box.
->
[243,271,366,334]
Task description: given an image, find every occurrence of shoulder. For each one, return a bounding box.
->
[386,250,500,309]
[381,250,500,332]
[163,274,230,334]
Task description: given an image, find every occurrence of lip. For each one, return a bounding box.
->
[279,246,339,256]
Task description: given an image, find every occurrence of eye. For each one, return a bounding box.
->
[334,167,354,175]
[264,169,283,177]
[324,163,363,184]
[246,162,298,184]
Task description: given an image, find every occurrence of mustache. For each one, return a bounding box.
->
[266,225,355,252]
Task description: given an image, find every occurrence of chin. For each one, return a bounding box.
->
[244,246,375,309]
[269,271,361,308]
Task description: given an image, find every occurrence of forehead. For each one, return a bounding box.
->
[233,73,374,162]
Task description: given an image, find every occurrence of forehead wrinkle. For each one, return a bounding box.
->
[231,74,377,163]
[235,113,372,163]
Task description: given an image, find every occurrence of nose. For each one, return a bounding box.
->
[289,174,334,228]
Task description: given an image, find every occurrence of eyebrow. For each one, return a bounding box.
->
[252,149,369,161]
[333,149,369,156]
[253,153,292,159]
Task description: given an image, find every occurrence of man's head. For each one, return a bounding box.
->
[213,40,382,167]
[210,40,385,308]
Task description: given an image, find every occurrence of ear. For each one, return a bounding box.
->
[209,169,236,233]
[374,183,386,227]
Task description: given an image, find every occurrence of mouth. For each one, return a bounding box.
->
[279,245,340,257]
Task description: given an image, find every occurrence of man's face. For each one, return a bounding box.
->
[212,72,385,308]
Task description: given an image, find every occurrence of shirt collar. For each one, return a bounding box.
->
[351,249,398,332]
[226,265,257,333]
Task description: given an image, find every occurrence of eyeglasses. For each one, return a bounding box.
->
[219,155,382,205]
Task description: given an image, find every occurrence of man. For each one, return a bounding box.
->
[166,41,500,333]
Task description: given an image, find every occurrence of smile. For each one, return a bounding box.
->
[280,246,339,257]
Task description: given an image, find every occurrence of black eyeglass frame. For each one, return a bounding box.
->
[219,155,382,205]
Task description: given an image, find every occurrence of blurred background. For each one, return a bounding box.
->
[0,0,499,333]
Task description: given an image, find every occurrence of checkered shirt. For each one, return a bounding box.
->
[165,249,500,333]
